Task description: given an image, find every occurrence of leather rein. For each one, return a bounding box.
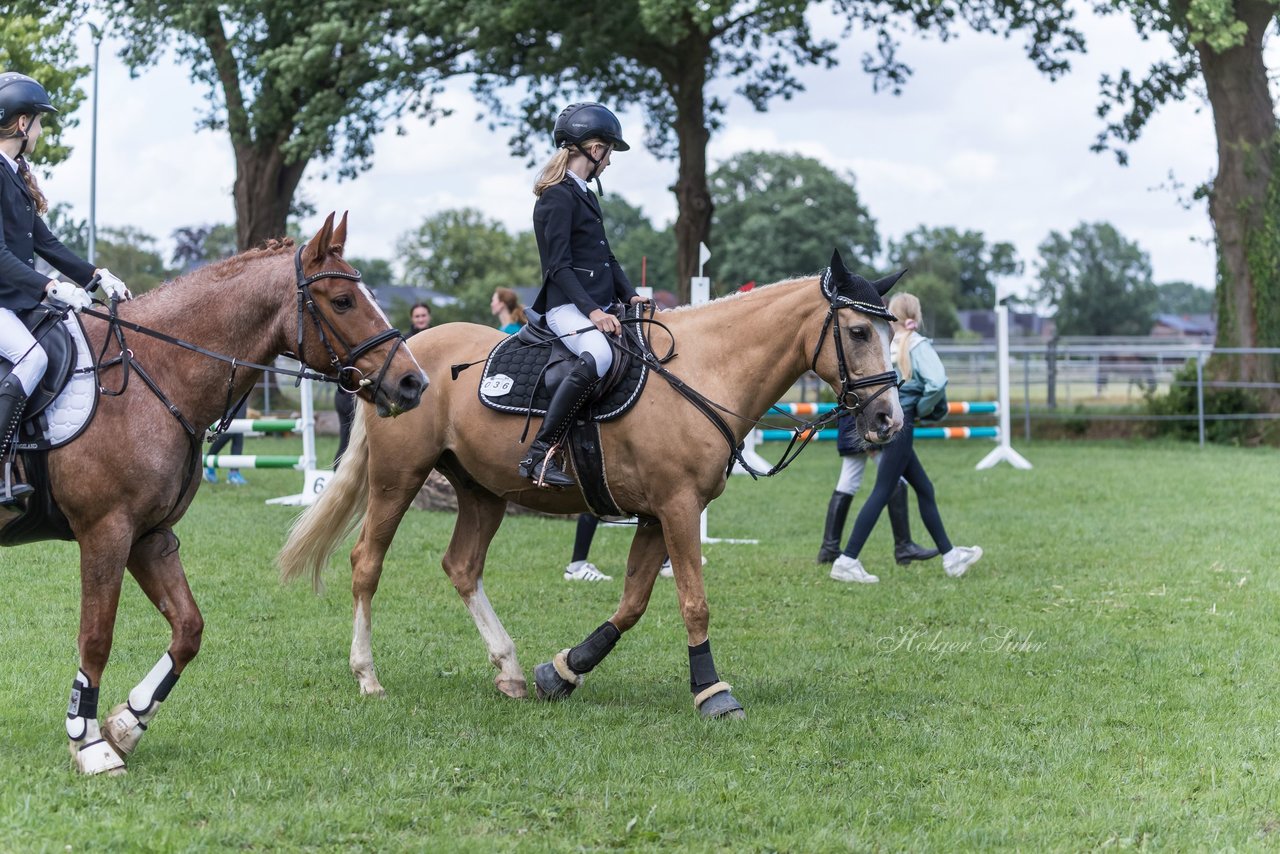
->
[616,273,899,479]
[78,243,407,512]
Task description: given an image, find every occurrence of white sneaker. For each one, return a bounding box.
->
[658,555,707,578]
[942,546,983,578]
[564,560,612,582]
[830,555,878,584]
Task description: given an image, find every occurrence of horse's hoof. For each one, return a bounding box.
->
[496,676,528,699]
[103,704,145,757]
[358,682,387,698]
[69,738,127,776]
[533,657,578,701]
[694,681,746,720]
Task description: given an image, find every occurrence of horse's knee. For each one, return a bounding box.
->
[679,600,709,630]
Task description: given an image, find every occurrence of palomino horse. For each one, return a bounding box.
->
[3,214,425,774]
[279,252,901,719]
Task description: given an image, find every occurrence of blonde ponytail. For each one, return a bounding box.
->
[888,293,923,382]
[533,149,572,196]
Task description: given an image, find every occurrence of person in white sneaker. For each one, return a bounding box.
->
[564,513,613,581]
[830,292,982,583]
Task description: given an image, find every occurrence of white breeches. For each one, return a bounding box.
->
[0,308,48,395]
[545,304,613,378]
[836,454,868,495]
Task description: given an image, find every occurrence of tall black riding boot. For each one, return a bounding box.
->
[889,479,938,565]
[0,375,34,507]
[518,354,599,489]
[816,491,853,564]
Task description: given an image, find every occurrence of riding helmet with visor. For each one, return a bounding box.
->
[0,73,58,123]
[553,103,630,152]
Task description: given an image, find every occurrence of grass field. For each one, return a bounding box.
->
[1,436,1277,851]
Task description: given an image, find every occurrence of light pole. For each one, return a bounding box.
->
[87,23,102,265]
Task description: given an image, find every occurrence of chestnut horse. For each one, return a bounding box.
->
[2,214,425,774]
[279,254,902,719]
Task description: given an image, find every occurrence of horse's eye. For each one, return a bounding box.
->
[847,326,869,341]
[332,295,355,312]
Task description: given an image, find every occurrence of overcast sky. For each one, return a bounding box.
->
[41,5,1225,299]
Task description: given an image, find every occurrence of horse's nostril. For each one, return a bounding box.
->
[400,372,426,398]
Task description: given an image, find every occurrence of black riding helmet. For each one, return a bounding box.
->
[0,72,57,123]
[553,102,630,152]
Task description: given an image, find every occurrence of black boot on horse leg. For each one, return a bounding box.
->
[890,479,938,565]
[816,491,852,564]
[0,375,34,506]
[534,620,621,700]
[518,354,599,489]
[689,639,744,720]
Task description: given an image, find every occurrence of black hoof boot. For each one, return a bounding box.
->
[694,682,746,720]
[894,542,940,565]
[533,652,580,701]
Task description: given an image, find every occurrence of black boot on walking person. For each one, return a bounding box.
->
[0,375,34,507]
[816,491,853,564]
[519,354,599,488]
[889,479,938,565]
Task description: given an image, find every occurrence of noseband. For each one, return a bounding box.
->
[809,272,899,417]
[293,244,406,397]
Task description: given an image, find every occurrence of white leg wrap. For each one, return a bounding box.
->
[103,704,148,757]
[552,650,582,686]
[693,681,733,710]
[67,718,126,775]
[103,652,178,758]
[128,652,178,716]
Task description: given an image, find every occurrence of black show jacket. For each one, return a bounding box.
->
[0,161,95,311]
[531,177,637,316]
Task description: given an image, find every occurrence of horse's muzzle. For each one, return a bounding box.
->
[862,406,902,446]
[375,370,427,417]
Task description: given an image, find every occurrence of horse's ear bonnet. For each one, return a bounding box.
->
[820,249,901,321]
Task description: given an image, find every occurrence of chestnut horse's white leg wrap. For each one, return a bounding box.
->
[103,652,180,757]
[66,669,126,775]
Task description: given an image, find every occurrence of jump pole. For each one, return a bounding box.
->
[691,244,757,545]
[260,376,333,506]
[975,301,1032,470]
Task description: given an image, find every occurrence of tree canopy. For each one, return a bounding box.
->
[709,151,878,291]
[105,0,464,249]
[1035,221,1158,336]
[888,226,1021,311]
[0,3,89,168]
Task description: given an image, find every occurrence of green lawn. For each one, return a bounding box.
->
[1,437,1277,851]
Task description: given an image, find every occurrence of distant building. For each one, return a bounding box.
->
[956,309,1054,340]
[1151,313,1216,341]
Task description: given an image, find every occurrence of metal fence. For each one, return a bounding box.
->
[790,338,1280,446]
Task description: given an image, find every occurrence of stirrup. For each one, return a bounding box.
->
[0,459,32,507]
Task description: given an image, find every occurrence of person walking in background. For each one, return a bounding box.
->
[563,513,613,582]
[491,288,526,334]
[830,292,982,583]
[816,409,938,567]
[205,399,249,485]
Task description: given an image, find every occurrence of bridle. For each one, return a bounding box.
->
[291,244,406,398]
[811,266,900,418]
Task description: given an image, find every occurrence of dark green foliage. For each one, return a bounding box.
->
[709,151,878,292]
[1155,280,1215,316]
[0,3,89,168]
[1145,359,1262,444]
[600,195,675,293]
[1035,221,1159,336]
[889,225,1022,311]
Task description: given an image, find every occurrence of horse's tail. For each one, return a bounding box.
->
[277,406,370,593]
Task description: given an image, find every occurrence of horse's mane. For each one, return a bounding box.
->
[128,238,297,309]
[666,274,816,314]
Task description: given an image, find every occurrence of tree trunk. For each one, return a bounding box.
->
[232,144,308,251]
[1196,0,1277,386]
[669,40,713,304]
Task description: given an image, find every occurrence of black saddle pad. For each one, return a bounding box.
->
[478,309,649,422]
[0,305,77,420]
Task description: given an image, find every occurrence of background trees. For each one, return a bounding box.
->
[709,151,878,292]
[105,0,464,250]
[0,4,89,168]
[1034,222,1158,337]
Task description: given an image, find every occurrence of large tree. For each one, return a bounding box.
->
[887,225,1021,311]
[709,150,878,291]
[1034,221,1159,336]
[600,195,676,295]
[1091,0,1280,385]
[395,208,539,323]
[106,1,463,250]
[466,0,1082,302]
[0,3,89,168]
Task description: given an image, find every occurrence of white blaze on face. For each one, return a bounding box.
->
[356,281,427,379]
[876,319,894,374]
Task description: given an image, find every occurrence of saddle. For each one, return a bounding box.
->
[477,304,651,517]
[0,305,99,545]
[477,304,650,422]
